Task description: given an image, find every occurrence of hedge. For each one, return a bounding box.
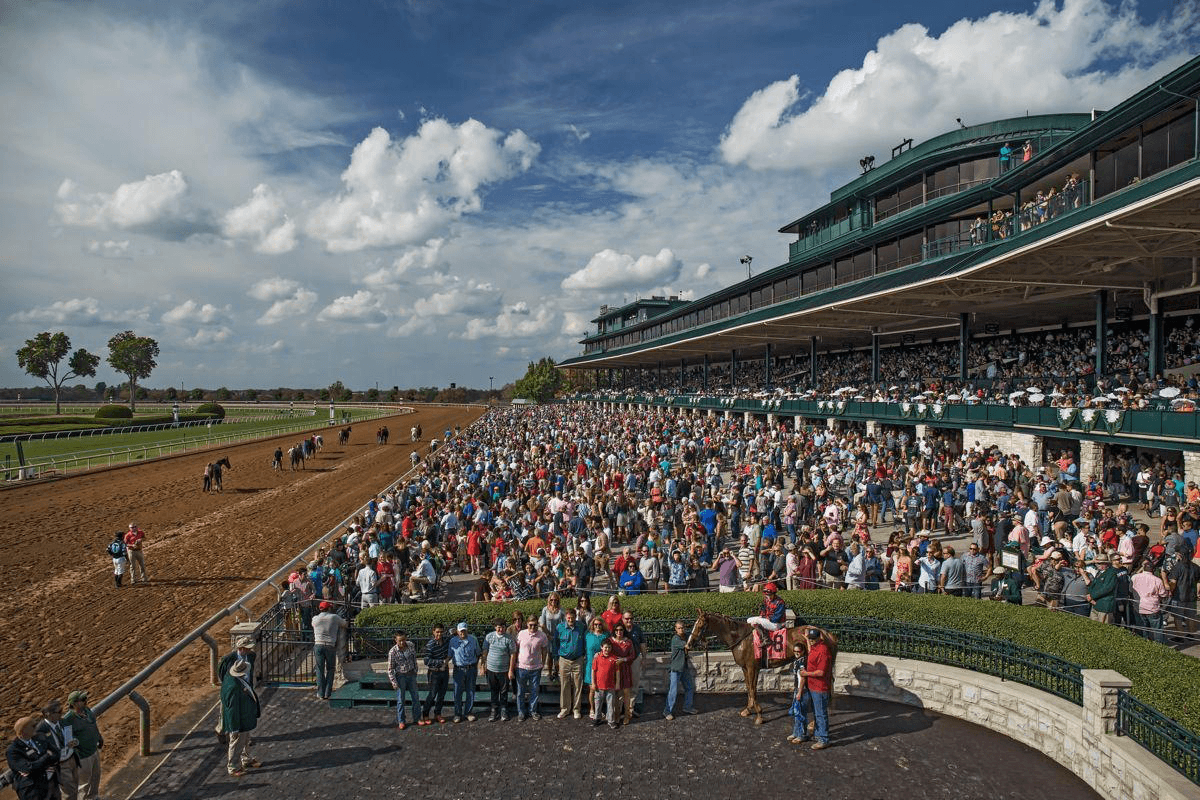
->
[95,404,133,419]
[195,402,225,420]
[356,590,1200,735]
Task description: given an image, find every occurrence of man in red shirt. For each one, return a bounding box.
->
[797,627,833,749]
[124,523,148,584]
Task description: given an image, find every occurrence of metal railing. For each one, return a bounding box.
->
[1117,689,1200,785]
[0,410,318,444]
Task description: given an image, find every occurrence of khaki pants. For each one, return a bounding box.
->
[75,751,100,799]
[626,659,643,719]
[559,657,584,713]
[50,756,78,800]
[128,548,148,582]
[1090,609,1113,624]
[227,730,254,773]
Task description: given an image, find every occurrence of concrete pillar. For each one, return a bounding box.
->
[731,349,738,391]
[723,410,731,421]
[959,313,969,381]
[915,424,928,440]
[703,354,710,393]
[1148,309,1164,379]
[827,417,839,432]
[765,342,773,391]
[871,334,880,384]
[1078,440,1105,483]
[1095,290,1108,378]
[794,415,803,432]
[1081,669,1131,737]
[707,409,716,418]
[810,337,817,385]
[767,412,777,428]
[865,420,879,438]
[743,410,752,426]
[1184,451,1200,489]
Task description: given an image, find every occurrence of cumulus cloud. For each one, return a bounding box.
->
[161,300,230,325]
[388,279,498,337]
[250,278,317,325]
[720,0,1197,172]
[307,119,540,252]
[223,183,297,254]
[462,301,555,340]
[185,326,232,345]
[317,290,386,324]
[56,170,190,229]
[362,238,445,288]
[562,247,682,292]
[86,240,132,259]
[10,297,107,325]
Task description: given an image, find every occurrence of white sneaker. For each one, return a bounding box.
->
[557,709,570,719]
[573,711,582,719]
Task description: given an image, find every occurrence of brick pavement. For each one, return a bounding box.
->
[118,688,1098,800]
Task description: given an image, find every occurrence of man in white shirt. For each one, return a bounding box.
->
[357,561,380,607]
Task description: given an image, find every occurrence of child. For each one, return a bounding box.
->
[590,640,623,729]
[787,641,809,743]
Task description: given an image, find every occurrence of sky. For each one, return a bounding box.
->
[0,0,1196,392]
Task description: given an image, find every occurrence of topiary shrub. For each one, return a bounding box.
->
[195,402,225,419]
[95,404,133,419]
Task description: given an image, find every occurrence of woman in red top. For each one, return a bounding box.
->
[606,622,635,724]
[376,551,395,602]
[466,525,485,574]
[600,595,623,632]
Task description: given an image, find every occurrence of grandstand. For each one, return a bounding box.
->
[561,56,1200,480]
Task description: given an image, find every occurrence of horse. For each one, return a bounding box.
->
[685,608,838,725]
[289,445,305,471]
[212,456,232,492]
[313,434,323,451]
[338,426,352,446]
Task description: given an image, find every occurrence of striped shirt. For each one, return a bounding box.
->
[424,636,450,670]
[387,643,417,681]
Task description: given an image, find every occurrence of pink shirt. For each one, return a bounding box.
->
[515,628,549,670]
[1130,571,1167,615]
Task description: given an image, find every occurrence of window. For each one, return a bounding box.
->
[897,231,924,266]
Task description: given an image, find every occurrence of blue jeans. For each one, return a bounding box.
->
[665,669,694,715]
[966,582,983,600]
[797,690,830,744]
[313,644,336,698]
[516,667,541,717]
[453,665,477,717]
[1140,611,1165,644]
[394,674,420,724]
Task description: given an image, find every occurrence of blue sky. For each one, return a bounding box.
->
[0,0,1194,392]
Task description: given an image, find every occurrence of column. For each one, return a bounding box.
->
[1185,451,1200,489]
[1078,440,1105,484]
[1095,290,1108,378]
[1148,309,1164,379]
[810,337,817,385]
[871,334,880,384]
[764,343,773,391]
[703,354,710,393]
[731,349,738,391]
[1081,669,1131,737]
[959,313,969,382]
[679,359,685,392]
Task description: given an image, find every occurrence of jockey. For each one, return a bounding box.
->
[747,583,787,632]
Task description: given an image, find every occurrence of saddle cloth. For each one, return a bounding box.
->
[753,628,789,661]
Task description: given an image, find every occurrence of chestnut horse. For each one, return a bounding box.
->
[686,608,837,725]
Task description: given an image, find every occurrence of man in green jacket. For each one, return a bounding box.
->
[220,660,261,777]
[1085,553,1118,624]
[990,566,1023,605]
[61,689,102,799]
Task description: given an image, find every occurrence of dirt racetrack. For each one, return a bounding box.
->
[0,405,484,787]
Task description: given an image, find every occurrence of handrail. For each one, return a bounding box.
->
[86,410,488,756]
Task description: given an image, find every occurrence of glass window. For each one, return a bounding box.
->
[835,256,853,285]
[896,177,923,211]
[736,293,749,314]
[898,231,924,266]
[876,240,898,271]
[852,250,872,279]
[1168,107,1196,167]
[1143,121,1169,177]
[786,275,800,297]
[874,191,898,219]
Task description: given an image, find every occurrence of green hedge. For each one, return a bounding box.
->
[356,590,1200,735]
[194,402,226,420]
[95,404,133,419]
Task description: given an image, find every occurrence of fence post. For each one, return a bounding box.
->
[200,632,220,686]
[128,691,151,756]
[1081,669,1131,737]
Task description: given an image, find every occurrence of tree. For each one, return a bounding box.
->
[107,331,159,412]
[366,387,380,402]
[94,381,107,399]
[216,386,232,401]
[189,387,205,401]
[512,357,564,403]
[16,331,100,414]
[165,386,178,401]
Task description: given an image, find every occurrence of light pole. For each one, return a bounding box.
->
[489,376,494,393]
[740,254,753,280]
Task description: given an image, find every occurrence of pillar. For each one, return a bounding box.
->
[767,412,777,428]
[707,409,716,418]
[794,415,803,432]
[827,417,839,432]
[871,334,880,384]
[730,349,738,391]
[703,354,710,393]
[1081,669,1131,737]
[1078,440,1105,484]
[810,337,817,385]
[959,313,969,381]
[1148,309,1164,379]
[866,420,879,438]
[915,424,928,440]
[764,343,773,391]
[1095,290,1108,378]
[743,411,752,426]
[1185,451,1200,489]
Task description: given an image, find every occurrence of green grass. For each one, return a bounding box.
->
[0,407,388,471]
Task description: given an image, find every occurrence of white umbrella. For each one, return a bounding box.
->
[835,386,856,394]
[1114,387,1130,393]
[1026,386,1041,394]
[889,385,900,391]
[1049,389,1065,398]
[1008,390,1024,399]
[1160,387,1182,398]
[852,395,866,401]
[1107,393,1121,401]
[1091,396,1109,404]
[1029,393,1046,403]
[946,393,961,401]
[923,390,936,396]
[911,395,925,402]
[1172,397,1193,408]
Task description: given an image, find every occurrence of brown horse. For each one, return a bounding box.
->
[686,608,838,725]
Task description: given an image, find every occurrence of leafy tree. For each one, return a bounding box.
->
[272,388,285,401]
[245,388,259,401]
[15,331,100,414]
[135,386,149,400]
[366,387,380,402]
[386,387,399,402]
[512,357,564,403]
[189,387,205,401]
[94,381,107,399]
[216,386,232,401]
[165,386,178,401]
[318,388,330,401]
[106,330,159,412]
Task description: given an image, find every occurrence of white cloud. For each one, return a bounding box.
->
[566,123,591,142]
[306,119,540,252]
[253,280,318,325]
[56,170,189,229]
[362,238,445,288]
[462,302,555,340]
[720,0,1197,171]
[223,183,297,254]
[161,300,230,326]
[561,247,682,292]
[86,240,131,259]
[695,263,712,279]
[388,278,498,337]
[237,339,288,355]
[10,297,106,325]
[185,326,232,345]
[317,290,386,324]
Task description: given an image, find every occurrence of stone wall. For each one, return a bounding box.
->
[638,651,1196,800]
[961,427,1045,469]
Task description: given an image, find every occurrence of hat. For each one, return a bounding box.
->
[785,542,795,551]
[763,582,778,594]
[456,622,468,632]
[128,522,137,529]
[991,566,1006,575]
[229,660,250,678]
[917,530,930,538]
[319,601,333,611]
[805,627,821,640]
[235,636,256,650]
[1040,536,1054,546]
[288,572,300,583]
[66,690,88,705]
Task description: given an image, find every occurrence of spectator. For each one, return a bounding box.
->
[61,691,102,799]
[220,660,261,777]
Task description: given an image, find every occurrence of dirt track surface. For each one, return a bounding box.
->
[0,405,483,785]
